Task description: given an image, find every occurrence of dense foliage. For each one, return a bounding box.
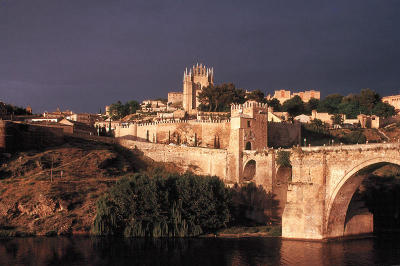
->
[197,84,267,112]
[92,173,231,237]
[108,100,140,120]
[318,89,395,118]
[275,89,395,119]
[4,104,31,115]
[92,171,282,237]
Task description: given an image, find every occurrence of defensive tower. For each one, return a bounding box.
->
[183,63,214,114]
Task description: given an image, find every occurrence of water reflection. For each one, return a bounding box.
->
[0,236,400,265]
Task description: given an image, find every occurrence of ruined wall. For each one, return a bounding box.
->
[268,122,301,148]
[119,139,229,181]
[0,121,65,153]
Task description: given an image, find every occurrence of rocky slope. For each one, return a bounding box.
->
[0,136,176,236]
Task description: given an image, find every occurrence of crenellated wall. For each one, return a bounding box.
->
[116,120,231,148]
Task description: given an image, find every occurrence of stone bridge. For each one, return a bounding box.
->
[119,139,400,240]
[282,142,400,240]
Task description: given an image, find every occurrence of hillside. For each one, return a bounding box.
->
[0,136,178,236]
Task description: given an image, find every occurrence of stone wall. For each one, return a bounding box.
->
[119,139,231,182]
[268,122,301,148]
[0,121,65,153]
[116,120,231,148]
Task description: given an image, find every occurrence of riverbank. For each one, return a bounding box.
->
[0,225,282,239]
[201,225,281,238]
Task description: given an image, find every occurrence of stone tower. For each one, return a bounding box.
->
[182,63,214,114]
[227,101,268,183]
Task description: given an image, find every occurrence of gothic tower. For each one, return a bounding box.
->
[182,63,214,114]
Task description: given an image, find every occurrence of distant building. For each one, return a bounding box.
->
[59,118,97,135]
[168,92,183,105]
[267,89,320,104]
[382,94,400,110]
[43,108,74,119]
[66,113,99,126]
[105,105,111,117]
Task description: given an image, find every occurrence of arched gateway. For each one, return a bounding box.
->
[282,143,400,240]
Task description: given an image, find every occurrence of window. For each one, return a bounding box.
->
[245,142,252,150]
[247,121,251,127]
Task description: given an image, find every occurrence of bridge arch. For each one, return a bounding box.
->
[241,159,256,183]
[325,157,400,238]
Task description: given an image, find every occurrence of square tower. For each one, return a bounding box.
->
[182,63,214,114]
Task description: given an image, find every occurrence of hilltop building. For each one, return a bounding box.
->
[183,63,214,114]
[382,94,400,110]
[168,92,183,105]
[267,89,320,104]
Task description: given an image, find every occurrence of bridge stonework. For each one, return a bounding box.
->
[119,137,400,240]
[282,143,400,240]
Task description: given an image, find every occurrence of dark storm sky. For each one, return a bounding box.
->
[1,0,400,113]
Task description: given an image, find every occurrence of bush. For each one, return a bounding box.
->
[92,173,231,237]
[342,131,366,144]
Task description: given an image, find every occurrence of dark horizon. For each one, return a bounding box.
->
[1,0,400,113]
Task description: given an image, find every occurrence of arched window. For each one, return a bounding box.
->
[245,142,252,150]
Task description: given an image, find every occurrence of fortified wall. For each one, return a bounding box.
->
[117,102,281,191]
[116,120,231,148]
[0,121,64,153]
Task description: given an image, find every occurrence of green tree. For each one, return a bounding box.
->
[317,94,343,114]
[198,83,246,112]
[108,100,140,119]
[372,102,395,118]
[282,95,305,117]
[305,98,320,114]
[246,90,266,103]
[331,114,344,126]
[267,98,282,112]
[92,173,231,237]
[359,88,381,113]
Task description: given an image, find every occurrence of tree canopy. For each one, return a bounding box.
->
[281,95,305,117]
[270,89,395,119]
[108,100,140,120]
[197,83,247,112]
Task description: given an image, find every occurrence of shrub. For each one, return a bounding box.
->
[92,173,231,237]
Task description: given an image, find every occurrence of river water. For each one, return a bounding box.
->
[0,236,400,265]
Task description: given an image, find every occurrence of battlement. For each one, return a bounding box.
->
[119,119,231,128]
[183,63,214,82]
[231,101,268,118]
[231,101,268,110]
